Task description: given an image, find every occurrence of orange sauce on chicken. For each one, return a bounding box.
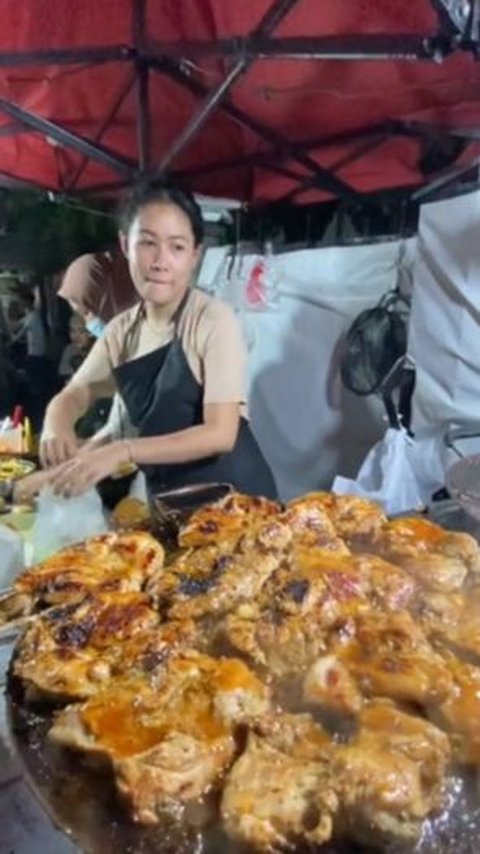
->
[389,517,446,544]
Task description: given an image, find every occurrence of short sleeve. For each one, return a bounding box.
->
[68,335,116,399]
[200,302,247,405]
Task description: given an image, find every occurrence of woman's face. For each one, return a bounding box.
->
[120,201,200,307]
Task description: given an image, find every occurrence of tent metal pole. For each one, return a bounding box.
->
[133,0,151,174]
[154,0,300,175]
[66,71,137,191]
[151,58,359,200]
[0,46,131,66]
[147,33,454,62]
[276,134,390,204]
[0,98,136,178]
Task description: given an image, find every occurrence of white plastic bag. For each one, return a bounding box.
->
[332,427,445,515]
[31,488,109,562]
[0,524,24,588]
[128,470,148,502]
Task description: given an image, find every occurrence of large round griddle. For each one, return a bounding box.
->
[6,488,480,853]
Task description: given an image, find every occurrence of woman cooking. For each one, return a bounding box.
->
[40,182,277,499]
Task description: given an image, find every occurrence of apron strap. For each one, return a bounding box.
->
[172,287,192,336]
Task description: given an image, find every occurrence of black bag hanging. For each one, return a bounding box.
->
[340,290,410,397]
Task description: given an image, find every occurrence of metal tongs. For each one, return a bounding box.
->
[150,482,233,545]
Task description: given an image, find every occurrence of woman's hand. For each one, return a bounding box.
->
[13,468,54,503]
[39,430,80,468]
[49,441,130,497]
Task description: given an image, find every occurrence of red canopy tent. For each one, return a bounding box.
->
[0,0,479,206]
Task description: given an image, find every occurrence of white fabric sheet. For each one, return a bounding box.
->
[410,190,480,436]
[199,239,416,500]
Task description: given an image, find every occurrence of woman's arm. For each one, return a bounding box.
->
[48,402,240,496]
[40,335,116,467]
[127,402,240,464]
[40,384,92,467]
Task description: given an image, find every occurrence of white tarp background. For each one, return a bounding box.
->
[199,239,416,500]
[410,190,480,442]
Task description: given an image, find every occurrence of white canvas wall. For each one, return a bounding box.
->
[409,190,480,439]
[199,239,416,500]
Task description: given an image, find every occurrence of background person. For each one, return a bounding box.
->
[58,313,94,382]
[58,246,138,334]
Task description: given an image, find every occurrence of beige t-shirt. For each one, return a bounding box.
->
[70,288,248,416]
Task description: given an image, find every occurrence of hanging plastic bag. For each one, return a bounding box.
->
[332,427,445,516]
[31,487,109,562]
[0,524,24,588]
[244,242,280,312]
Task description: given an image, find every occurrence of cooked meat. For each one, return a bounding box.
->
[258,549,415,621]
[332,700,450,843]
[14,532,164,610]
[258,550,367,621]
[351,553,417,610]
[178,492,281,549]
[11,490,479,845]
[0,590,33,625]
[287,491,387,548]
[150,517,291,621]
[335,610,453,706]
[431,656,480,764]
[220,608,333,680]
[373,517,480,589]
[14,593,196,701]
[222,713,338,850]
[409,589,465,637]
[282,499,350,553]
[49,652,270,823]
[303,655,364,718]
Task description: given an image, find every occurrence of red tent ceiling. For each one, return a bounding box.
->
[0,0,479,205]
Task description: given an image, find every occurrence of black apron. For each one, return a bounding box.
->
[113,299,277,499]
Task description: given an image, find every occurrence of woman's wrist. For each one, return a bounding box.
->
[122,438,134,465]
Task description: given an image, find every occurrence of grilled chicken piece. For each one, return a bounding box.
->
[220,608,332,679]
[178,492,281,549]
[150,517,291,621]
[303,655,364,718]
[14,592,195,701]
[332,700,450,843]
[49,652,270,823]
[373,517,480,589]
[222,713,338,850]
[282,500,350,553]
[412,586,480,666]
[258,549,415,620]
[11,532,164,615]
[287,491,387,549]
[431,656,480,764]
[335,610,453,706]
[410,589,465,637]
[258,550,366,621]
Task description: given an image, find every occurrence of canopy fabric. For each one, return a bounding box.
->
[0,0,479,204]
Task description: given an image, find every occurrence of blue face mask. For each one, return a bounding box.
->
[86,317,106,338]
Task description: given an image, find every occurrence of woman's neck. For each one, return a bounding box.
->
[144,291,187,327]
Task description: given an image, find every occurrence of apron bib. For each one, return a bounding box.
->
[113,297,277,499]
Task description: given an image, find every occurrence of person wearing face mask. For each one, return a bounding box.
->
[40,182,277,499]
[57,245,140,447]
[58,246,139,332]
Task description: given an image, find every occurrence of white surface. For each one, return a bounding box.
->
[200,239,416,500]
[410,190,480,434]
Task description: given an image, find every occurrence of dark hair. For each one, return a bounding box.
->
[117,181,204,247]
